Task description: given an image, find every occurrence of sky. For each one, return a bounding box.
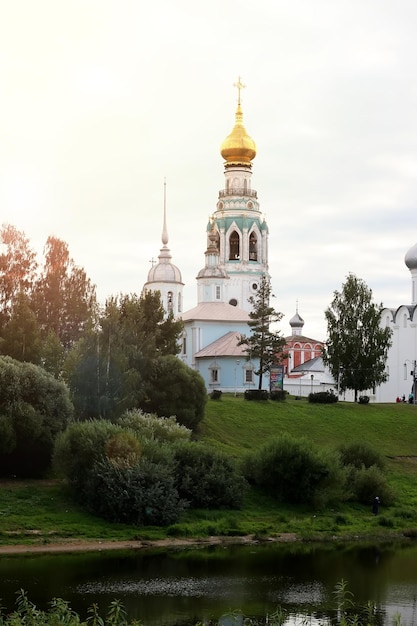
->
[1,0,417,341]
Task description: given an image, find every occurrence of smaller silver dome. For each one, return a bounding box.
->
[290,311,304,328]
[405,243,417,270]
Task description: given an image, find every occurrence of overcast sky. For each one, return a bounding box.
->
[1,0,417,340]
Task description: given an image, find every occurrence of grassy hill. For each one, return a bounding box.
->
[202,395,417,457]
[1,396,417,547]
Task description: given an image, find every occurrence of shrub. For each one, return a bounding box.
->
[118,409,192,444]
[173,441,248,509]
[358,395,370,404]
[244,389,269,401]
[52,419,127,486]
[244,433,343,507]
[338,442,385,471]
[210,389,222,400]
[0,356,73,477]
[105,432,142,468]
[347,464,395,506]
[308,390,338,404]
[80,457,186,526]
[270,390,286,402]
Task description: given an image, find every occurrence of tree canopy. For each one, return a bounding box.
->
[0,356,73,477]
[66,292,190,422]
[238,275,287,390]
[0,224,97,374]
[322,273,392,401]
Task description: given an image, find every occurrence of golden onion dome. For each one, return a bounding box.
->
[220,102,257,166]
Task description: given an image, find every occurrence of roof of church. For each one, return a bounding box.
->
[194,331,247,358]
[292,356,325,373]
[285,335,324,345]
[181,302,250,322]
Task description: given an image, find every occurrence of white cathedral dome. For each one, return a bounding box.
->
[405,243,417,270]
[147,248,182,284]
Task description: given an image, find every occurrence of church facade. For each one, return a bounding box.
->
[144,81,270,393]
[374,243,417,403]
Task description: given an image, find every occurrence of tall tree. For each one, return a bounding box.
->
[33,236,97,348]
[66,292,184,420]
[238,275,287,390]
[0,292,42,364]
[322,273,392,402]
[0,224,38,325]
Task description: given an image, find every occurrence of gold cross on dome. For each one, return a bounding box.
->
[233,76,245,105]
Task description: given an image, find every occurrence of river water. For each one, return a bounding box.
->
[1,541,417,625]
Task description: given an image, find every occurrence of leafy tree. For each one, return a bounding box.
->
[33,236,97,349]
[0,292,42,363]
[141,355,207,431]
[0,224,38,326]
[238,275,287,390]
[65,293,184,420]
[0,356,73,477]
[322,273,392,402]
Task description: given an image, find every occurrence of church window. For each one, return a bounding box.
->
[229,298,238,307]
[182,336,187,355]
[211,369,219,383]
[229,230,240,260]
[245,369,254,383]
[167,291,173,312]
[178,292,182,313]
[249,232,258,261]
[215,285,221,300]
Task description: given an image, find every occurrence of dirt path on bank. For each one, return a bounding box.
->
[0,534,298,556]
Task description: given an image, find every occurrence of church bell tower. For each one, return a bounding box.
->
[197,78,269,313]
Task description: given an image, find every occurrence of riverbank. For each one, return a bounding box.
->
[0,532,301,555]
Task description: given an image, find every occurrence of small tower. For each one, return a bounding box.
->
[289,309,305,336]
[405,242,417,304]
[197,78,269,313]
[197,218,229,303]
[143,181,184,316]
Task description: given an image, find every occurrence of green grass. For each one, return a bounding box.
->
[1,395,417,547]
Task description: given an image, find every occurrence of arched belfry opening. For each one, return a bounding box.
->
[249,231,257,261]
[229,230,240,260]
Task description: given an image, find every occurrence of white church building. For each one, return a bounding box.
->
[374,243,417,403]
[143,81,269,393]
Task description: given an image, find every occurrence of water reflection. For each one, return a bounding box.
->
[0,541,417,625]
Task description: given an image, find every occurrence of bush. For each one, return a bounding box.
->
[118,409,192,444]
[338,442,385,471]
[141,355,207,431]
[358,395,370,404]
[80,457,186,526]
[53,419,127,486]
[270,390,286,402]
[308,390,338,404]
[244,389,269,401]
[244,433,343,507]
[210,389,222,400]
[173,441,248,509]
[0,356,73,477]
[348,464,395,506]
